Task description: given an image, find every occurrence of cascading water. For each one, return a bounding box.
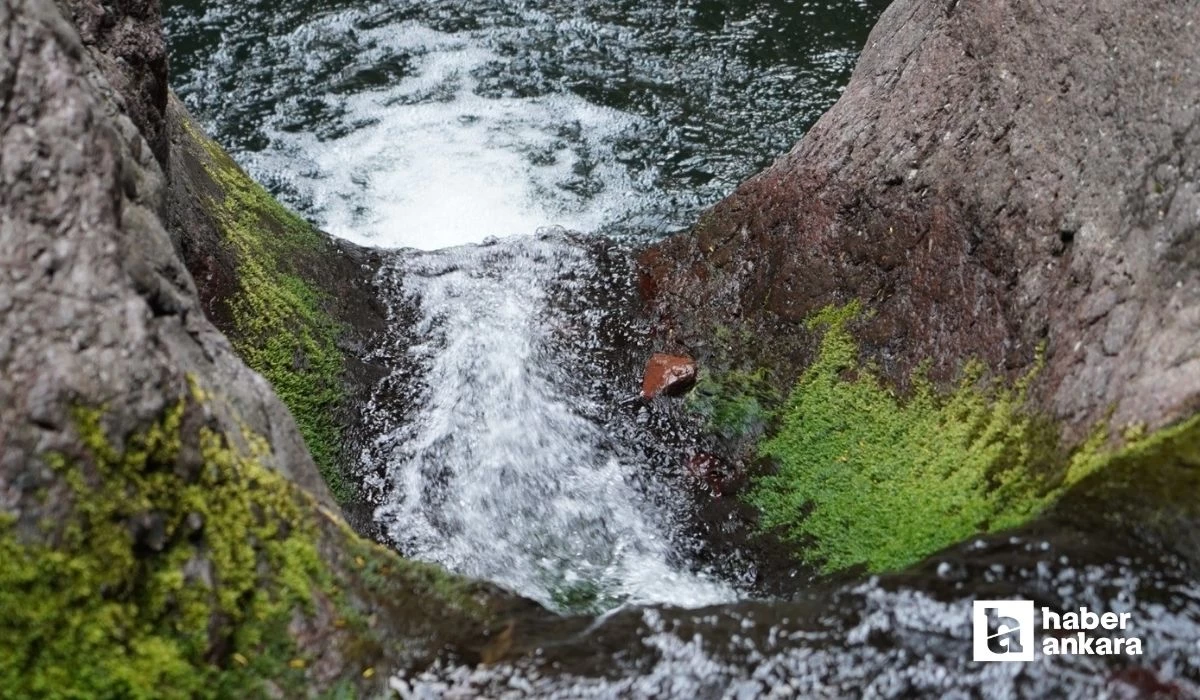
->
[165,0,886,609]
[361,235,734,610]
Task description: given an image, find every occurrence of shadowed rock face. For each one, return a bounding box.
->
[641,0,1200,441]
[1,0,322,498]
[54,0,170,167]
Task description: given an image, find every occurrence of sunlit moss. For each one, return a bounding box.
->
[0,400,322,698]
[0,383,494,697]
[183,120,349,502]
[734,301,1200,574]
[745,302,1062,572]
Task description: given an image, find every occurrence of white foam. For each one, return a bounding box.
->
[367,237,735,611]
[244,17,655,249]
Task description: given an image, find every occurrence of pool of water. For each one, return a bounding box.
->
[165,0,888,249]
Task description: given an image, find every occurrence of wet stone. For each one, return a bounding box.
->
[641,353,698,399]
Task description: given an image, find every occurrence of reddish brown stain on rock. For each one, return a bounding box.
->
[642,353,699,399]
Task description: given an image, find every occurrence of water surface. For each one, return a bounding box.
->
[165,0,888,248]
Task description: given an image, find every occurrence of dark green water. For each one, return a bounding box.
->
[164,0,888,248]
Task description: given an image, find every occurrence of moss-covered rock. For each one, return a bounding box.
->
[178,116,349,501]
[164,96,391,511]
[694,303,1200,575]
[0,384,518,698]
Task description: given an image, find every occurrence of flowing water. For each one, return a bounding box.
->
[165,0,886,248]
[165,1,1200,696]
[164,0,888,607]
[362,235,734,610]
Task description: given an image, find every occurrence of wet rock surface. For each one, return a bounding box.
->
[641,353,699,399]
[164,92,391,529]
[641,0,1200,441]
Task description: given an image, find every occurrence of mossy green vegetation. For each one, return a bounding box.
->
[187,122,349,502]
[688,367,778,442]
[0,400,327,698]
[0,388,494,698]
[747,302,1065,573]
[720,301,1190,575]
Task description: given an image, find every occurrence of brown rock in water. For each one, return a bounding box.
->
[642,353,699,398]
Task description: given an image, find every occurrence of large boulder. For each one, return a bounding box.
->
[0,0,526,695]
[642,0,1200,440]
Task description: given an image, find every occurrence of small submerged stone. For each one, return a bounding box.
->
[642,353,699,399]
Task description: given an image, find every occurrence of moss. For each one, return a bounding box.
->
[185,121,349,502]
[339,530,487,620]
[0,400,326,698]
[687,367,779,442]
[1058,413,1200,532]
[734,301,1200,574]
[740,302,1069,573]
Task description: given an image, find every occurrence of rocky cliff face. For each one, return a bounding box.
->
[643,0,1200,440]
[639,0,1200,580]
[0,0,526,695]
[54,0,170,167]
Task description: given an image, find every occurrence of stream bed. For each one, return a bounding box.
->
[164,0,1200,696]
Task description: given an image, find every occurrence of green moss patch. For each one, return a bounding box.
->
[747,302,1066,573]
[687,367,778,443]
[0,385,501,697]
[734,303,1200,574]
[186,123,349,502]
[0,401,328,698]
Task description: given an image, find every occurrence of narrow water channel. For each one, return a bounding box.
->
[164,0,887,605]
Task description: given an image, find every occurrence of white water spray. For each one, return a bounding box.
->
[365,236,733,610]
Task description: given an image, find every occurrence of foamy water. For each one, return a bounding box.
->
[362,236,734,610]
[168,0,872,250]
[231,17,658,249]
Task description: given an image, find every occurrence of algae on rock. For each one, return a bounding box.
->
[179,118,350,502]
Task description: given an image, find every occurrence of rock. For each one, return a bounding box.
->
[0,0,533,695]
[686,452,740,497]
[57,0,170,168]
[640,0,1200,441]
[164,93,390,523]
[641,353,699,399]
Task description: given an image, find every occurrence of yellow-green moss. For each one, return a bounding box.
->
[187,121,349,502]
[736,302,1200,574]
[735,302,1061,573]
[1,375,500,697]
[0,401,325,698]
